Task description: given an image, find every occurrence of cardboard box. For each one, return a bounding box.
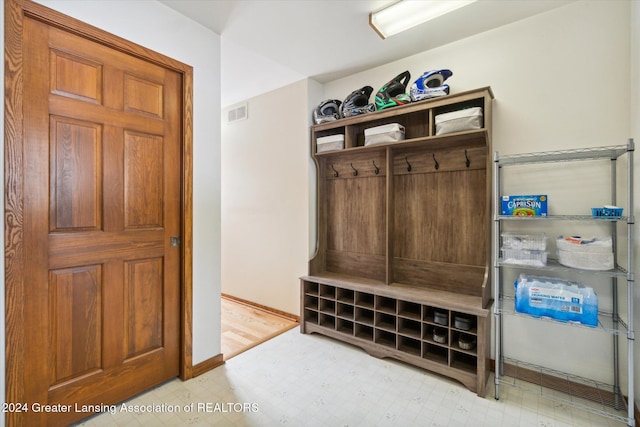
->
[501,195,548,217]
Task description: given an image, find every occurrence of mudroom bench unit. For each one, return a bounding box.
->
[301,87,494,397]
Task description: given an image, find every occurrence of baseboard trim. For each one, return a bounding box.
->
[192,353,224,378]
[491,359,639,424]
[221,293,300,323]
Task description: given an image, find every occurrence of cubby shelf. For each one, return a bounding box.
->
[301,276,488,395]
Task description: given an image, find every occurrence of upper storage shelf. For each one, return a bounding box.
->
[312,87,494,155]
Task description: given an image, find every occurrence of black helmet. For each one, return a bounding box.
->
[341,86,376,117]
[375,71,412,110]
[313,99,342,124]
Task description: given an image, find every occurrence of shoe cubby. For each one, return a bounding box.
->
[354,323,374,341]
[319,313,335,329]
[337,302,354,319]
[337,318,354,335]
[319,298,335,315]
[398,300,421,321]
[375,295,396,314]
[336,288,354,304]
[374,329,396,349]
[355,307,375,325]
[398,317,421,340]
[355,292,374,309]
[375,312,396,332]
[423,342,448,364]
[301,278,489,396]
[319,284,336,299]
[398,336,422,357]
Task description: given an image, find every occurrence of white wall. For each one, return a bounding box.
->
[221,79,312,315]
[32,0,222,366]
[322,0,636,397]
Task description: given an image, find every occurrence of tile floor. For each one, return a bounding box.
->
[76,329,630,427]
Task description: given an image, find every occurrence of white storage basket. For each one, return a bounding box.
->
[435,107,483,135]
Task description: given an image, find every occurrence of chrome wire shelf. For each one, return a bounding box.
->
[497,258,629,279]
[496,358,632,425]
[496,214,630,222]
[496,296,629,336]
[496,143,633,166]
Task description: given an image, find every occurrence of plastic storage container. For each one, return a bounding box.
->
[501,248,548,267]
[591,206,623,218]
[435,107,483,135]
[556,235,614,270]
[316,134,345,153]
[364,123,405,146]
[514,274,598,327]
[501,232,547,251]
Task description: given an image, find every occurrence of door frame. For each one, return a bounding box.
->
[4,0,194,421]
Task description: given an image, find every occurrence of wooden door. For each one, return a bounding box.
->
[17,14,182,426]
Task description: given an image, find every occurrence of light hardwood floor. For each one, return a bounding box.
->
[221,296,299,360]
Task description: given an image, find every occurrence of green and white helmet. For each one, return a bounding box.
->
[375,71,412,111]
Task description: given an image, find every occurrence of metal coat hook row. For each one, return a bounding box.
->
[405,157,412,172]
[465,149,470,168]
[372,160,380,175]
[433,153,439,170]
[331,164,339,177]
[350,163,359,176]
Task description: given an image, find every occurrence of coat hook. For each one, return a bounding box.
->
[350,163,359,176]
[465,149,470,168]
[405,157,412,172]
[372,160,380,175]
[331,164,339,177]
[433,153,439,170]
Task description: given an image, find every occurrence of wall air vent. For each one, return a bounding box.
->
[227,102,248,124]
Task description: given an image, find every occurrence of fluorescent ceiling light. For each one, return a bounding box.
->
[370,0,478,39]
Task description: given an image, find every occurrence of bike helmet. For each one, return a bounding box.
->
[375,71,412,111]
[313,99,342,124]
[410,69,453,102]
[340,86,376,117]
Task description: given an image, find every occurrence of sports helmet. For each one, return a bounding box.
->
[340,86,376,117]
[375,71,412,111]
[410,69,453,102]
[313,99,342,124]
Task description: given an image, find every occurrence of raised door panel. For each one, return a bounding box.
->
[49,116,102,232]
[124,258,164,359]
[48,265,102,386]
[50,49,103,104]
[124,131,164,229]
[124,73,164,119]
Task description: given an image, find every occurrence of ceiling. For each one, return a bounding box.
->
[159,0,575,107]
